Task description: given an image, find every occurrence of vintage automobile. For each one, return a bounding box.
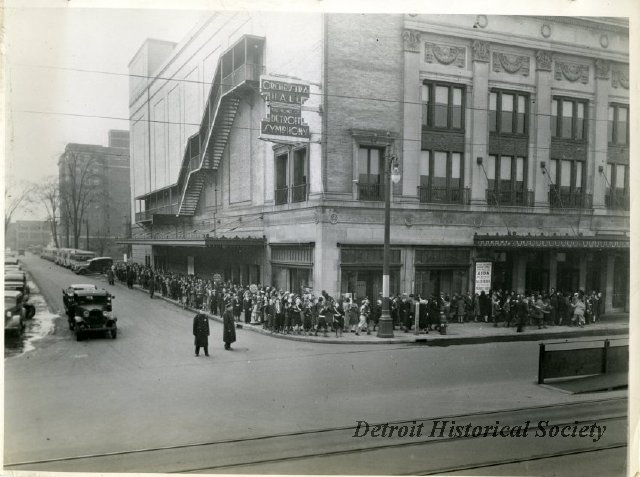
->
[62,286,117,341]
[75,257,113,275]
[62,284,98,318]
[5,290,26,335]
[5,272,35,319]
[5,253,19,266]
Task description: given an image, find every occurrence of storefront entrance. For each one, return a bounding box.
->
[415,268,468,298]
[341,268,400,304]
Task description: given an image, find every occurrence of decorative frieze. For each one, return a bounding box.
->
[492,52,530,76]
[472,40,490,62]
[554,61,589,84]
[402,29,421,53]
[594,59,610,80]
[424,42,466,68]
[535,50,552,71]
[611,65,629,89]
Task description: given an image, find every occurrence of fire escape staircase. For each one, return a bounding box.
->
[175,36,264,217]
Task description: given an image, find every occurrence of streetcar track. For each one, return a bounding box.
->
[4,397,627,469]
[172,415,627,474]
[412,442,627,475]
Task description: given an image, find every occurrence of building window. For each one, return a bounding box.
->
[486,155,529,206]
[418,150,466,204]
[551,97,587,140]
[548,158,591,209]
[274,147,308,205]
[489,90,528,135]
[421,82,465,130]
[357,146,384,201]
[608,104,629,145]
[605,163,629,210]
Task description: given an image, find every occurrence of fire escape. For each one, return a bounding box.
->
[135,35,264,223]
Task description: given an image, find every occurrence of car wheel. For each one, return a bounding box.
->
[110,328,117,339]
[77,269,86,275]
[76,330,83,341]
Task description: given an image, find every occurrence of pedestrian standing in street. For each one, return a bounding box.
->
[193,313,210,357]
[222,301,236,350]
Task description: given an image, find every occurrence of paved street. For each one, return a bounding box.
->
[4,254,628,475]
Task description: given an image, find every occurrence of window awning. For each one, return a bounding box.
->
[117,235,265,248]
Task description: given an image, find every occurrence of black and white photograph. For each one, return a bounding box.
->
[3,0,638,475]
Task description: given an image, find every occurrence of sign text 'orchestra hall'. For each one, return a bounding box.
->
[123,14,629,314]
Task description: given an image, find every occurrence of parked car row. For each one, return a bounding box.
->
[4,252,36,336]
[40,247,113,275]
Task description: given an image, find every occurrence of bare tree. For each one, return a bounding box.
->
[5,180,36,234]
[39,176,60,248]
[59,150,97,249]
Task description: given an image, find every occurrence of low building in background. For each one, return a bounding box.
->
[6,220,52,251]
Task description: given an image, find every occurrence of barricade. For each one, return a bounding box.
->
[538,338,628,384]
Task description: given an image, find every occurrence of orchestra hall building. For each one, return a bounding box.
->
[121,13,630,313]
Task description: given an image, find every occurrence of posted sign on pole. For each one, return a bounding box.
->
[474,262,492,294]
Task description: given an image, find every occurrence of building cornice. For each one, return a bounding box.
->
[404,17,629,65]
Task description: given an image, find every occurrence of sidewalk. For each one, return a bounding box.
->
[132,284,628,346]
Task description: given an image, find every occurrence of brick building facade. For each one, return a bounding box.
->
[122,13,629,313]
[59,130,131,257]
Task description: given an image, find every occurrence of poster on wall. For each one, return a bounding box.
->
[475,261,492,294]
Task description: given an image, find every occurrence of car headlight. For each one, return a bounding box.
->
[103,311,112,318]
[6,311,11,318]
[83,310,90,318]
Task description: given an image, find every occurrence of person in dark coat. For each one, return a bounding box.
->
[222,302,236,350]
[193,313,210,356]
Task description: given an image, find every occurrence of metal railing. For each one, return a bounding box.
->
[418,186,470,205]
[275,183,308,205]
[549,188,593,209]
[605,191,630,211]
[135,203,178,223]
[485,189,534,207]
[357,183,384,201]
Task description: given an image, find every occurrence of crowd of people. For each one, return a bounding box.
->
[112,262,603,336]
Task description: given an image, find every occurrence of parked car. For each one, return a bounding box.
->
[5,254,19,266]
[62,286,117,340]
[5,272,35,319]
[18,249,25,256]
[5,290,26,335]
[75,257,113,275]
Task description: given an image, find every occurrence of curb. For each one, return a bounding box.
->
[126,282,629,346]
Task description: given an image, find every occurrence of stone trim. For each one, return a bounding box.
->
[424,42,466,68]
[492,52,530,76]
[472,40,490,63]
[535,50,552,71]
[594,59,610,80]
[611,64,629,89]
[402,29,421,53]
[554,61,590,84]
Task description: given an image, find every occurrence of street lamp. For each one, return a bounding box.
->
[377,150,401,338]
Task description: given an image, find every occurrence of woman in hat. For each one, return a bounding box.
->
[222,301,237,350]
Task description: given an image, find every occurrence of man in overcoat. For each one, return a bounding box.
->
[193,313,210,356]
[222,301,237,350]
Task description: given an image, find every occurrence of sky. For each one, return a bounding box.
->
[3,0,638,221]
[4,4,206,220]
